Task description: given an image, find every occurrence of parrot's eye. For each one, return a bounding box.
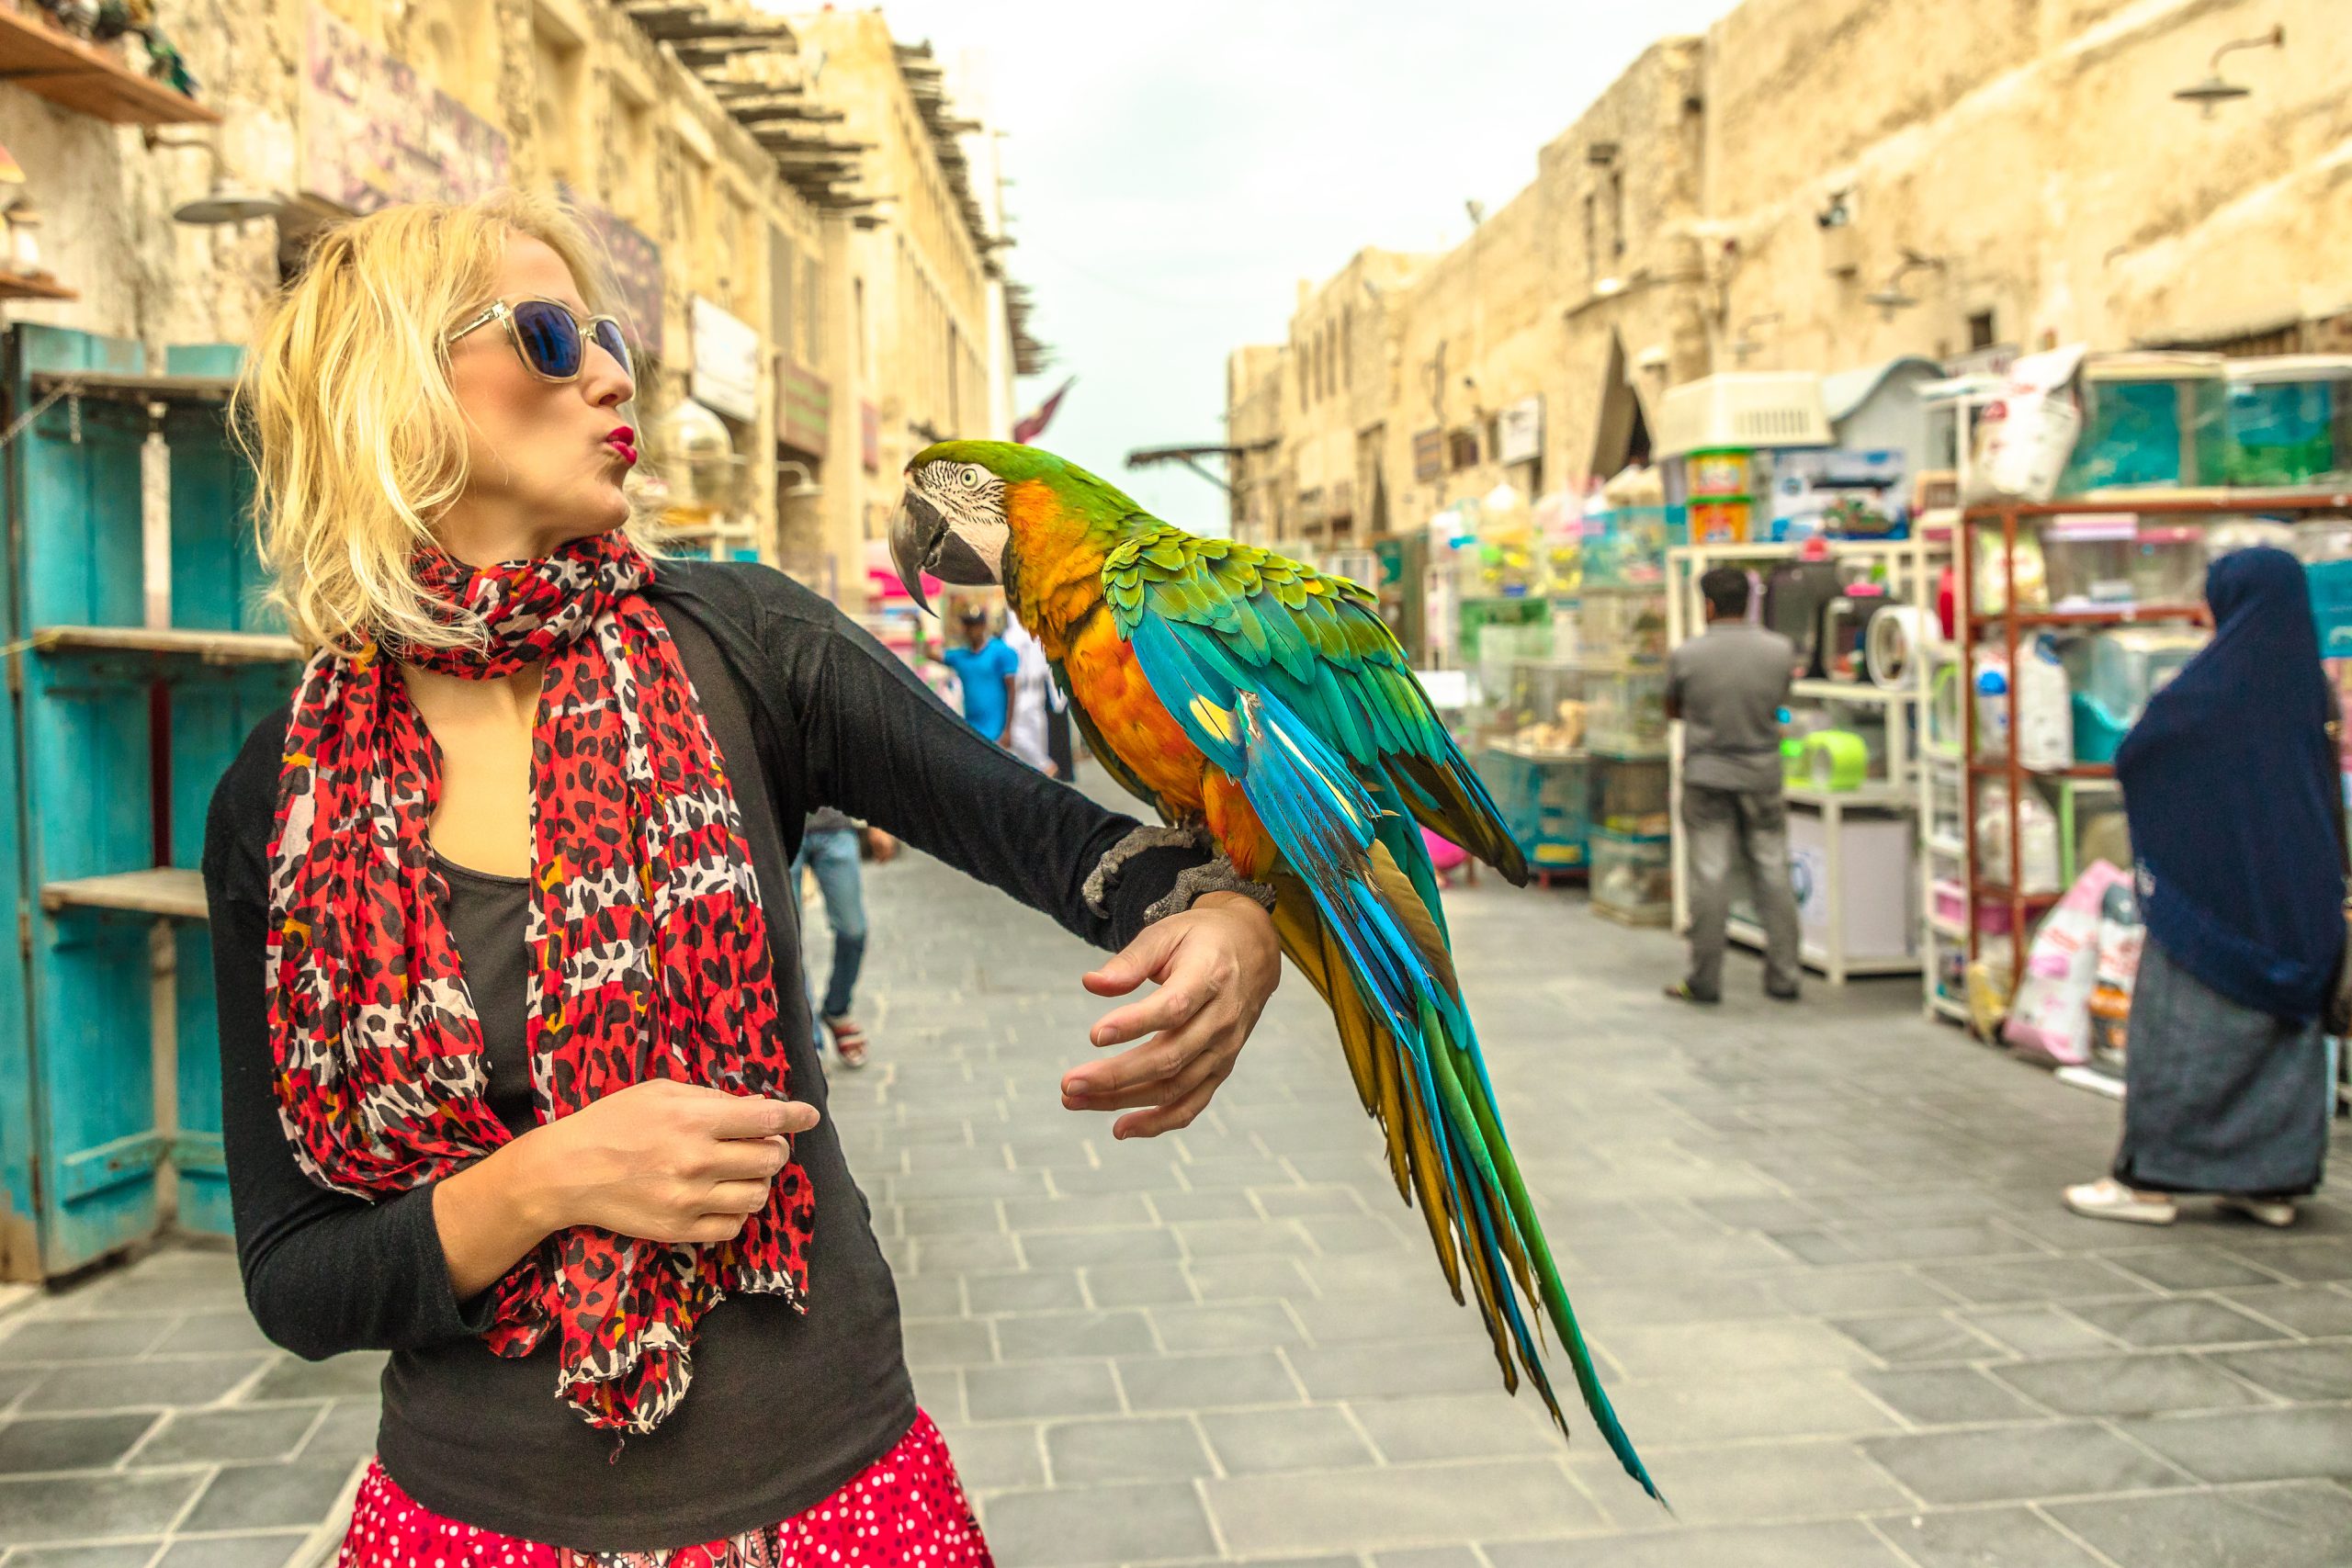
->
[961,468,985,490]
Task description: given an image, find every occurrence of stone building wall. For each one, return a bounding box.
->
[1231,0,2352,562]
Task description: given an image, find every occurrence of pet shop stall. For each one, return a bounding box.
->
[1951,344,2352,1092]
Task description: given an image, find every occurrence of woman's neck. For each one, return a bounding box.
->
[435,498,570,570]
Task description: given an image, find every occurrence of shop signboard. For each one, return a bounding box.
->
[568,193,665,359]
[689,297,762,424]
[1412,427,1444,483]
[300,7,510,215]
[1497,394,1544,467]
[777,363,831,458]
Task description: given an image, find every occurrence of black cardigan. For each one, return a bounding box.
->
[200,560,1204,1551]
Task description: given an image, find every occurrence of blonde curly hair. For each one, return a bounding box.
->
[233,190,660,656]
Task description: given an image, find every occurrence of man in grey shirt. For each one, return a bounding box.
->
[1665,567,1803,1004]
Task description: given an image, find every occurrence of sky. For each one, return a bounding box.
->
[811,1,1742,533]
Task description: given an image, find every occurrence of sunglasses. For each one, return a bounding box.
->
[448,297,632,383]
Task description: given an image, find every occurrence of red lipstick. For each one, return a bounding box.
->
[605,425,638,466]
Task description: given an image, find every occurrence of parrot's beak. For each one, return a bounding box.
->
[888,489,948,613]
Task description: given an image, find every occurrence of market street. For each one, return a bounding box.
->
[0,812,2346,1566]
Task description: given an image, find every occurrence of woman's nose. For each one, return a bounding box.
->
[584,344,634,409]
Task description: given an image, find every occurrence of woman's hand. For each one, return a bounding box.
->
[434,1084,819,1303]
[508,1078,819,1244]
[1065,892,1282,1139]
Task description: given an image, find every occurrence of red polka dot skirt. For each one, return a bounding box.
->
[335,1409,994,1567]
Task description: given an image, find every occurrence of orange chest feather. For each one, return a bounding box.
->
[1058,614,1277,880]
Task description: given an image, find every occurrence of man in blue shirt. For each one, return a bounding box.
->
[941,604,1021,747]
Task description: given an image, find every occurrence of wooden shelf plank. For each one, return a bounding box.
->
[28,369,237,402]
[41,867,207,920]
[0,10,219,125]
[32,625,301,664]
[1966,605,2208,628]
[1963,490,2352,518]
[0,268,74,300]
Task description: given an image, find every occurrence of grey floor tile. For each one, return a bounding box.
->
[1149,1301,1303,1353]
[1146,1190,1261,1223]
[1021,1228,1181,1268]
[177,1455,357,1532]
[17,1357,267,1415]
[1205,1458,1600,1556]
[965,1270,1087,1314]
[1082,1262,1195,1309]
[1769,1269,1956,1316]
[2105,1247,2287,1292]
[1484,1518,1908,1567]
[1860,1421,2190,1505]
[0,1471,207,1546]
[1916,1258,2154,1305]
[153,1533,309,1568]
[979,1482,1217,1565]
[1853,1368,2045,1426]
[0,1318,171,1362]
[2068,1297,2290,1348]
[243,1354,384,1404]
[2217,1237,2352,1282]
[1577,1438,1910,1528]
[1042,1415,1214,1484]
[994,1311,1158,1363]
[2209,1341,2352,1401]
[1870,1506,2111,1567]
[150,1315,277,1357]
[1598,1319,1873,1380]
[2049,1480,2352,1568]
[1118,1351,1300,1411]
[1283,1341,1498,1403]
[1197,1404,1374,1475]
[0,1413,157,1473]
[2221,1284,2352,1337]
[1957,1306,2117,1359]
[936,1421,1046,1489]
[1990,1351,2274,1417]
[2,1546,165,1567]
[1372,1550,1482,1568]
[1346,1393,1555,1463]
[1601,1370,1901,1446]
[1187,1257,1316,1302]
[1827,1314,2007,1366]
[294,1400,378,1463]
[902,1318,997,1369]
[963,1361,1122,1422]
[2118,1404,2352,1483]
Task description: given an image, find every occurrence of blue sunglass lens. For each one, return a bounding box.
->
[591,320,629,369]
[512,300,583,378]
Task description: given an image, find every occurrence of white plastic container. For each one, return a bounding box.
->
[1977,781,2063,894]
[1973,638,2071,771]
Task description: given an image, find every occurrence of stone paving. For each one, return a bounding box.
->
[2,807,2348,1565]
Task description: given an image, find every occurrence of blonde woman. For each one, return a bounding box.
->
[202,192,1281,1566]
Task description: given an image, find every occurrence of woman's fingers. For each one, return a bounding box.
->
[701,1177,774,1215]
[1114,1066,1228,1140]
[701,1134,791,1181]
[1067,1041,1232,1116]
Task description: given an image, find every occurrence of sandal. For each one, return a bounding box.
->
[2064,1178,2177,1226]
[2217,1194,2297,1228]
[823,1015,870,1069]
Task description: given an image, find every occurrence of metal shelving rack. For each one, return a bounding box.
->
[1666,534,1944,984]
[1957,491,2352,1003]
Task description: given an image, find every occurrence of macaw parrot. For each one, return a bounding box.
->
[889,440,1659,1503]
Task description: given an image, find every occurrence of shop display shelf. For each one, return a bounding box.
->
[0,270,75,301]
[30,625,300,665]
[1784,784,1914,809]
[1926,834,1966,859]
[1790,678,1917,704]
[1966,605,2209,629]
[0,10,219,124]
[1928,993,1971,1024]
[40,868,208,921]
[1487,738,1587,763]
[1965,761,2114,780]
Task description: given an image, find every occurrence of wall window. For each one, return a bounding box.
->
[1448,428,1479,471]
[1582,194,1597,284]
[770,229,797,368]
[1968,310,1996,351]
[1609,169,1626,260]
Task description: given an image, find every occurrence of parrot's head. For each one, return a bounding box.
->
[889,440,1129,611]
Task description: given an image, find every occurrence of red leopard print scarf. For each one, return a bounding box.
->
[265,532,813,1435]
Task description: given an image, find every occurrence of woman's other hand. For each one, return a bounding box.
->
[511,1078,819,1244]
[1065,892,1282,1139]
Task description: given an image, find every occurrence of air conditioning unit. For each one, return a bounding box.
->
[1657,372,1834,457]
